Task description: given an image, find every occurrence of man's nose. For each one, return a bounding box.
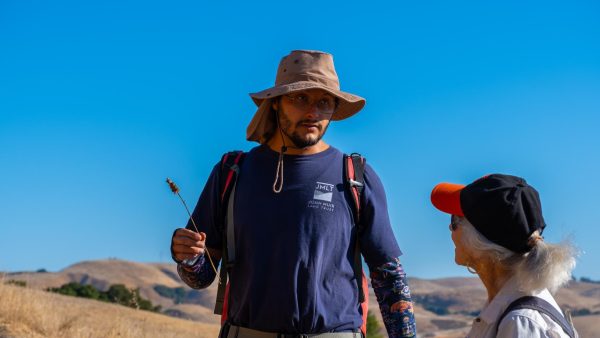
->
[304,104,320,119]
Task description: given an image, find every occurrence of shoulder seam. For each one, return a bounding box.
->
[500,310,552,330]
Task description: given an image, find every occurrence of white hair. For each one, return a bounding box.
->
[458,217,577,293]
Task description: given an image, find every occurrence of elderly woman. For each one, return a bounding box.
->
[430,174,578,338]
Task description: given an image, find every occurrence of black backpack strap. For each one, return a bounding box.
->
[344,153,366,303]
[497,296,575,338]
[214,151,245,315]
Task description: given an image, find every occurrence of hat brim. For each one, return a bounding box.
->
[431,182,466,217]
[249,81,365,121]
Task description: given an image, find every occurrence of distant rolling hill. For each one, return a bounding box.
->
[3,259,599,337]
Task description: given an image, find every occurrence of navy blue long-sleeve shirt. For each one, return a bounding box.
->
[177,145,415,336]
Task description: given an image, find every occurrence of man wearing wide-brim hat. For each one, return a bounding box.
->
[171,50,417,337]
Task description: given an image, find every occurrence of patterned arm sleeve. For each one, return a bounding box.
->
[176,254,218,289]
[370,257,417,337]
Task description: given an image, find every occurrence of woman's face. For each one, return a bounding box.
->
[450,215,470,266]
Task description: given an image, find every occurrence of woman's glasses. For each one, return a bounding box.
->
[450,216,460,231]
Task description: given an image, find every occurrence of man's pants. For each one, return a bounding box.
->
[219,324,363,338]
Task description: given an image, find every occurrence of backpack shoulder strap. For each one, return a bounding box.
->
[214,150,245,315]
[219,151,245,264]
[218,151,245,203]
[344,153,366,303]
[497,296,575,338]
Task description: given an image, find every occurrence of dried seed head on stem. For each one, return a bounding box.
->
[166,178,218,275]
[166,178,180,194]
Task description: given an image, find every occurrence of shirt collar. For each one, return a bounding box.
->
[479,276,528,324]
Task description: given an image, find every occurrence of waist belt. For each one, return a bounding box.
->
[222,324,362,338]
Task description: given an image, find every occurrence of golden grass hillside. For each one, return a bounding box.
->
[0,281,220,338]
[5,260,219,323]
[3,260,599,337]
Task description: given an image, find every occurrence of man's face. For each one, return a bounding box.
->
[274,89,336,148]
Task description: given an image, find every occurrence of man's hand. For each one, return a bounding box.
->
[171,228,207,262]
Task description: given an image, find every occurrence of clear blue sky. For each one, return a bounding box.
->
[1,0,599,279]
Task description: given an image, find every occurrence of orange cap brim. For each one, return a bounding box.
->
[431,182,466,216]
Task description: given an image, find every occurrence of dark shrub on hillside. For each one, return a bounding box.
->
[104,284,161,312]
[580,277,600,284]
[366,311,384,338]
[154,285,187,304]
[163,309,192,319]
[413,294,455,315]
[6,280,27,287]
[570,308,597,316]
[49,282,101,300]
[48,282,160,312]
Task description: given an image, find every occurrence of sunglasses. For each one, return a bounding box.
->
[284,94,337,115]
[449,216,460,231]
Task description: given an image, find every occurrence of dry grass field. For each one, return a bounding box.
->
[0,281,220,338]
[2,260,599,337]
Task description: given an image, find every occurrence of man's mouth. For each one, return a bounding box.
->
[300,121,320,131]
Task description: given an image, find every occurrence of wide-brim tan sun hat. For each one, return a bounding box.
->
[246,50,366,144]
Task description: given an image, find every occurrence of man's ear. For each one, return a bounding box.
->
[272,99,278,112]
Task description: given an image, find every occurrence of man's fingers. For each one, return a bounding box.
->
[171,229,210,262]
[172,229,207,245]
[172,244,205,256]
[175,228,203,241]
[173,235,205,248]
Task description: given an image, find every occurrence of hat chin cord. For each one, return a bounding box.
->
[271,109,319,193]
[272,110,293,194]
